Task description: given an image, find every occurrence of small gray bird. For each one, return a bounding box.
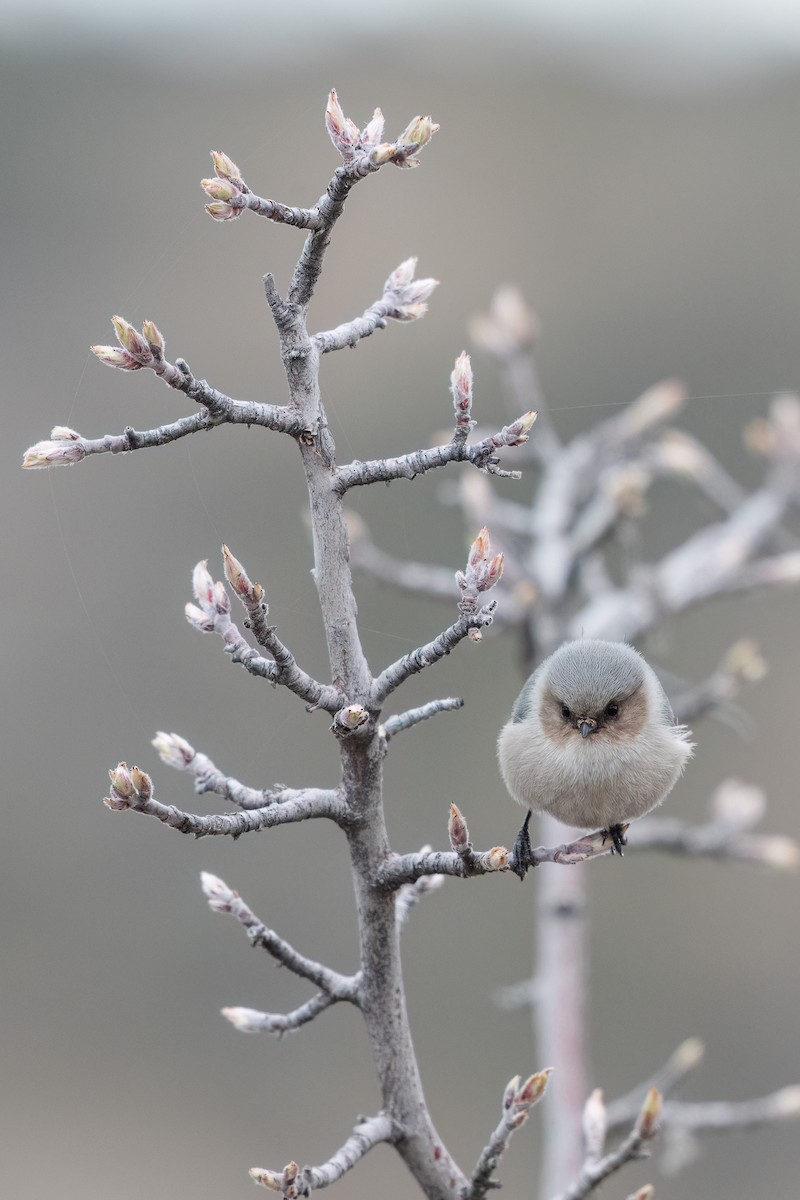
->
[498,639,694,869]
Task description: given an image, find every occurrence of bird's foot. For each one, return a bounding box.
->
[603,823,629,856]
[511,809,534,881]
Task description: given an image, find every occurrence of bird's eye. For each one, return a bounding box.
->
[560,704,571,720]
[606,702,619,718]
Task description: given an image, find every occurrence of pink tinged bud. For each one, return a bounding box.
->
[361,107,385,146]
[152,730,195,769]
[201,870,237,912]
[455,569,469,592]
[111,315,152,364]
[325,89,359,159]
[468,628,483,643]
[130,765,151,799]
[201,177,241,202]
[205,201,241,222]
[469,526,490,569]
[221,543,253,599]
[448,802,470,851]
[386,256,417,290]
[222,1007,265,1032]
[210,150,244,188]
[505,410,538,445]
[109,763,134,799]
[185,602,216,632]
[192,560,215,606]
[213,580,231,614]
[484,553,505,590]
[635,1088,662,1140]
[450,352,473,416]
[626,1187,655,1200]
[90,344,142,370]
[141,319,165,354]
[22,439,86,469]
[517,1068,551,1106]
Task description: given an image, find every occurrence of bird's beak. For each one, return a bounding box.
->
[579,718,597,738]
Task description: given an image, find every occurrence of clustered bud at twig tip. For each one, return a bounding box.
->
[152,730,195,770]
[22,426,86,470]
[185,559,231,632]
[200,870,237,912]
[501,410,538,447]
[104,761,152,810]
[325,90,438,171]
[635,1087,662,1140]
[383,256,439,322]
[202,151,247,221]
[469,285,539,359]
[90,314,166,372]
[457,527,504,596]
[503,1069,552,1128]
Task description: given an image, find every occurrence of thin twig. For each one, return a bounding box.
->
[104,785,347,836]
[381,698,464,739]
[201,873,359,998]
[221,993,336,1035]
[250,1113,395,1195]
[467,1071,551,1200]
[371,607,497,705]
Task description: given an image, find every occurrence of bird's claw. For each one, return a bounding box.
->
[603,823,628,856]
[510,808,534,880]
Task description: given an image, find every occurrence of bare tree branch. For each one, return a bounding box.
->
[186,557,346,713]
[381,697,464,740]
[221,994,337,1035]
[551,1090,661,1200]
[200,872,359,999]
[152,731,269,809]
[105,768,347,835]
[604,1039,706,1130]
[333,414,535,495]
[250,1113,395,1195]
[631,777,800,869]
[372,607,497,705]
[467,1070,551,1200]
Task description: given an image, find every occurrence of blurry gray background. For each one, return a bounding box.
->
[4,3,800,1198]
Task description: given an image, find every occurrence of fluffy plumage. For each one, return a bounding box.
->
[498,639,694,834]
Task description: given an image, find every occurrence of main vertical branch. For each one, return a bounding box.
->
[267,171,469,1194]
